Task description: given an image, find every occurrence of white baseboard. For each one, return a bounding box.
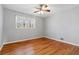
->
[44,36,79,47]
[3,36,79,47]
[3,36,43,45]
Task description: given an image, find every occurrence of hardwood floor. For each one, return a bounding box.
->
[0,37,79,55]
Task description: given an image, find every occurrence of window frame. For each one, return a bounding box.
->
[16,15,36,29]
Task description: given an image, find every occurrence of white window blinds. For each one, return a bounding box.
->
[16,15,35,29]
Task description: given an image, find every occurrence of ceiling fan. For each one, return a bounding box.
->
[34,4,51,13]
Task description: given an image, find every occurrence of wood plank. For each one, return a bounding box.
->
[0,37,79,55]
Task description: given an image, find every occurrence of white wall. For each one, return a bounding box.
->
[2,5,79,45]
[0,5,3,47]
[45,7,79,45]
[3,8,44,43]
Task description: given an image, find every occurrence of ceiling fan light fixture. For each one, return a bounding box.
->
[34,4,51,14]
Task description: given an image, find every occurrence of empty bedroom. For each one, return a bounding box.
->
[0,4,79,55]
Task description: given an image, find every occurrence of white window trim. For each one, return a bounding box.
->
[16,15,36,29]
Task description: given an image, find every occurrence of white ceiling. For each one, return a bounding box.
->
[2,4,79,18]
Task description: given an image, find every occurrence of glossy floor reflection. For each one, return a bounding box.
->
[1,37,79,55]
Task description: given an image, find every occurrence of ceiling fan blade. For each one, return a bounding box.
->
[45,10,50,12]
[42,9,50,12]
[34,11,39,13]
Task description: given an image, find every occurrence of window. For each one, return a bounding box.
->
[16,15,36,29]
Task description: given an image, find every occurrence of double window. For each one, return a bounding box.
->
[16,15,36,29]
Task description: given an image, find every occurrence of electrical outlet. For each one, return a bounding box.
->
[60,38,64,40]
